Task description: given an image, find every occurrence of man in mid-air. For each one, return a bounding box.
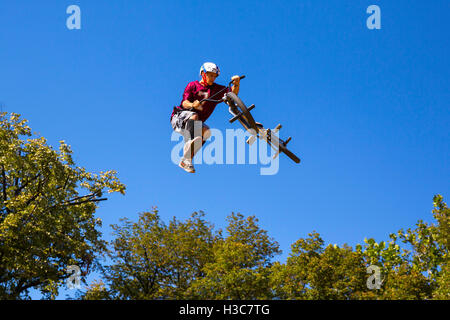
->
[170,62,241,173]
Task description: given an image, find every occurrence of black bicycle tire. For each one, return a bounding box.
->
[226,92,258,131]
[279,143,301,163]
[268,135,301,164]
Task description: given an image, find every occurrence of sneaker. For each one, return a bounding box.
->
[179,158,195,173]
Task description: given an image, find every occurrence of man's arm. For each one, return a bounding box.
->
[182,100,201,110]
[231,75,240,95]
[181,82,202,111]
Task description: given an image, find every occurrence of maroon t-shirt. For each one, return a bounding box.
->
[171,81,231,122]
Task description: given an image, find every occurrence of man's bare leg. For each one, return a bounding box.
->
[184,114,211,159]
[179,115,210,173]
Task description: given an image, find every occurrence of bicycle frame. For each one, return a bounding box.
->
[199,75,246,104]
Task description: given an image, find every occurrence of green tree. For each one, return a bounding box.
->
[82,211,280,300]
[400,194,449,299]
[354,194,449,299]
[271,195,449,300]
[355,237,433,300]
[0,113,125,299]
[81,196,448,300]
[270,232,367,300]
[84,209,219,299]
[189,213,281,299]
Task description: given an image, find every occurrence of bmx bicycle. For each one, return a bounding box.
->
[200,75,301,164]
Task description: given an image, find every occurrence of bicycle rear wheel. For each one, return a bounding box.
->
[268,134,301,164]
[279,143,301,163]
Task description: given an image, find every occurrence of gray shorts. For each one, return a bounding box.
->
[171,110,196,133]
[171,109,209,138]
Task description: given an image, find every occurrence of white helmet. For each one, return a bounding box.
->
[199,62,220,77]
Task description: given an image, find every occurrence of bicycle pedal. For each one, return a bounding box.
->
[246,135,257,145]
[273,124,282,132]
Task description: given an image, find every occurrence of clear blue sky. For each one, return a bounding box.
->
[0,0,449,299]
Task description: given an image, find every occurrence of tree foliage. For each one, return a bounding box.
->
[0,113,125,299]
[2,113,448,300]
[189,213,281,299]
[82,195,449,300]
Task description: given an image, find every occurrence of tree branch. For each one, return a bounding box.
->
[14,172,41,197]
[1,165,10,215]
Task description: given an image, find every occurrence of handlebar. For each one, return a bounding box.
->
[200,75,246,103]
[228,75,245,86]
